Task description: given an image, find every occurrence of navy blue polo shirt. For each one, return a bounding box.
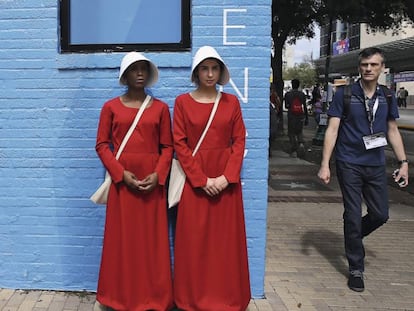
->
[328,82,399,166]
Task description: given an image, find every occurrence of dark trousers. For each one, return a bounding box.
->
[287,115,304,153]
[336,161,389,272]
[398,98,407,108]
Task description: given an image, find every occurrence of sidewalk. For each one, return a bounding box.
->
[1,126,414,311]
[264,124,414,310]
[266,152,414,310]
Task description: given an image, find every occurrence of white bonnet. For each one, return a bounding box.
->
[191,46,230,85]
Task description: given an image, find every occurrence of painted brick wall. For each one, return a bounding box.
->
[0,0,271,297]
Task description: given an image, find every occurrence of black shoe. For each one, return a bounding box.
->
[348,270,364,292]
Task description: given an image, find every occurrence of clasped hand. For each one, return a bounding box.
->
[123,170,158,192]
[202,175,229,197]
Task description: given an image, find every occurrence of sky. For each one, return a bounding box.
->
[288,27,321,64]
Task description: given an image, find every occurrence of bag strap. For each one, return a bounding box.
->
[379,84,393,107]
[342,84,352,120]
[192,91,222,156]
[115,95,151,160]
[343,84,392,120]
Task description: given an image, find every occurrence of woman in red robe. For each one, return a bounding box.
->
[172,46,251,310]
[94,52,174,311]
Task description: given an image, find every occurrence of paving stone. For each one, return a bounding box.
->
[1,125,414,310]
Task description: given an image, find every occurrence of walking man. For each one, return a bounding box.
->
[284,79,308,157]
[318,47,409,292]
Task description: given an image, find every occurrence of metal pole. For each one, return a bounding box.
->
[313,17,333,146]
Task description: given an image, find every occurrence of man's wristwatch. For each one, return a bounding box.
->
[398,159,409,165]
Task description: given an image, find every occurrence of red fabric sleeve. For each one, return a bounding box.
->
[154,104,173,186]
[95,101,125,184]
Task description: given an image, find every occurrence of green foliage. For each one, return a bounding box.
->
[272,0,412,50]
[272,0,321,45]
[324,0,410,31]
[271,0,413,93]
[271,0,412,129]
[283,62,317,88]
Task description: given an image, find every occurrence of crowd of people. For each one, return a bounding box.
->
[92,46,409,311]
[270,75,410,158]
[269,79,324,157]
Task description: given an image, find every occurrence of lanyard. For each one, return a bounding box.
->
[364,96,379,134]
[360,81,379,134]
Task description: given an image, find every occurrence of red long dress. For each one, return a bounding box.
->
[173,92,251,311]
[95,97,174,311]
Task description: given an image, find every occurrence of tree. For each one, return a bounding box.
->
[271,2,319,107]
[272,0,322,132]
[283,62,317,88]
[271,0,412,132]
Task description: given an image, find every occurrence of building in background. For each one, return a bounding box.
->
[316,20,414,104]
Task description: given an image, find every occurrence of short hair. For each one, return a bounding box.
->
[358,47,385,64]
[291,79,300,89]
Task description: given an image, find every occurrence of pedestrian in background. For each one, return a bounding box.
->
[94,52,174,310]
[397,86,408,108]
[269,83,281,156]
[312,94,323,126]
[172,46,251,310]
[318,47,409,292]
[284,78,308,157]
[311,83,321,103]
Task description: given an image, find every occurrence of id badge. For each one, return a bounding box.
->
[362,132,388,150]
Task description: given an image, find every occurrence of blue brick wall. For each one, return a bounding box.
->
[0,0,271,297]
